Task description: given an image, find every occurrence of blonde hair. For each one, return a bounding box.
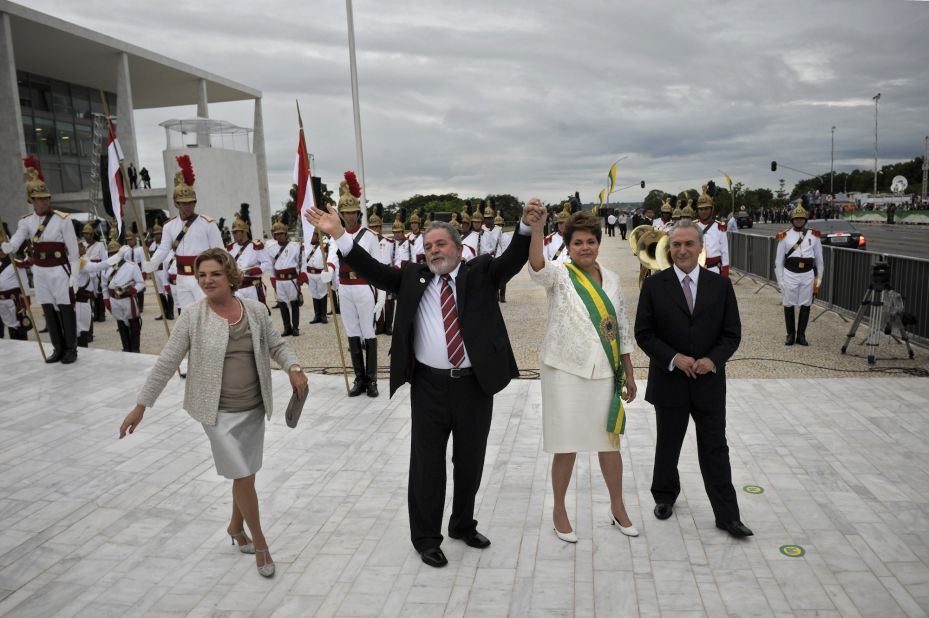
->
[195,247,243,289]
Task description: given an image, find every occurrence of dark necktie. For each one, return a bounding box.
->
[440,274,465,367]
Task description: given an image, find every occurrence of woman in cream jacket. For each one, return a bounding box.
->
[528,211,638,543]
[119,248,307,577]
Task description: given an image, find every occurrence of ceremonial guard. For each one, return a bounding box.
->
[367,208,392,334]
[145,155,224,308]
[671,204,682,223]
[329,172,381,397]
[407,211,425,264]
[81,221,107,323]
[304,228,330,324]
[101,236,145,353]
[494,211,513,302]
[775,201,823,346]
[228,213,271,305]
[268,220,303,336]
[680,202,695,221]
[652,199,674,232]
[391,213,410,267]
[148,222,174,320]
[478,202,502,257]
[695,186,730,276]
[543,202,570,262]
[2,157,80,363]
[73,242,98,347]
[0,233,30,341]
[459,207,478,260]
[124,229,146,312]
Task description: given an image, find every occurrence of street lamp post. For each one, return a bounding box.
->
[830,126,836,196]
[873,93,881,196]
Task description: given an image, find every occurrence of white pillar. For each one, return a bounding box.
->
[0,12,28,226]
[253,97,271,237]
[196,78,210,148]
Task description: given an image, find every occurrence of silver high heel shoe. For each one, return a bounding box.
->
[255,548,275,578]
[228,529,255,554]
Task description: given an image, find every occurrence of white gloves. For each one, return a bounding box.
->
[141,260,156,273]
[373,290,385,317]
[0,242,13,255]
[69,272,79,293]
[320,271,333,284]
[106,245,131,266]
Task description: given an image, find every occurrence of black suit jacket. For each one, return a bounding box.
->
[343,231,530,397]
[634,266,741,408]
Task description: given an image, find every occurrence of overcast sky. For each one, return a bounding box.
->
[29,0,929,209]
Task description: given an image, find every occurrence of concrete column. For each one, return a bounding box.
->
[0,12,28,226]
[196,78,210,148]
[253,97,271,237]
[115,52,145,225]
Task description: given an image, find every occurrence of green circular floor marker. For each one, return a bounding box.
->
[779,545,805,557]
[743,485,764,494]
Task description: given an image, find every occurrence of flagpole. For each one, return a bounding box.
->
[99,91,171,338]
[297,101,351,395]
[345,0,367,225]
[0,218,47,360]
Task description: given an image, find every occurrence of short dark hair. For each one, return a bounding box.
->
[564,211,602,245]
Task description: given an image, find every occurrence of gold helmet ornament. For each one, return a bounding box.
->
[22,156,51,202]
[173,154,197,203]
[338,171,362,214]
[271,218,289,236]
[124,229,136,242]
[494,212,504,226]
[450,212,459,229]
[82,222,95,234]
[106,227,120,254]
[424,211,433,225]
[368,209,382,228]
[696,184,714,210]
[231,213,250,233]
[554,201,571,223]
[681,205,695,219]
[789,199,808,221]
[460,207,470,226]
[409,210,421,225]
[483,201,495,219]
[660,197,673,215]
[671,207,682,221]
[392,213,404,233]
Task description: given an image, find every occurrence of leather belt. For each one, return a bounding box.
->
[175,255,196,275]
[0,289,21,300]
[704,256,722,267]
[306,268,322,274]
[275,268,298,280]
[31,241,68,267]
[108,287,137,299]
[784,257,814,273]
[417,362,474,378]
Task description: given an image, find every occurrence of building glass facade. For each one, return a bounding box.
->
[18,70,116,195]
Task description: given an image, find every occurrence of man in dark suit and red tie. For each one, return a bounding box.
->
[307,197,547,567]
[634,219,753,537]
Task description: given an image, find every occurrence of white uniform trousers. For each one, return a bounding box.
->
[34,265,72,305]
[110,296,139,323]
[782,271,815,307]
[338,284,376,339]
[0,299,17,329]
[174,274,205,308]
[307,274,327,300]
[75,301,92,333]
[235,284,260,302]
[274,278,301,304]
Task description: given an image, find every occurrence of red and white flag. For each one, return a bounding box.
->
[293,125,317,249]
[106,123,126,237]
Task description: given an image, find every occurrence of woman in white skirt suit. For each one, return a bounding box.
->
[119,248,308,577]
[528,211,638,543]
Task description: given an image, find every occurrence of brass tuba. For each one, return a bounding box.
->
[632,223,706,275]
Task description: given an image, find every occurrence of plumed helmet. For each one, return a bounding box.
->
[681,205,695,219]
[271,218,288,235]
[450,212,459,228]
[696,185,714,209]
[790,199,808,221]
[368,212,382,227]
[392,212,404,233]
[671,207,682,220]
[409,210,421,224]
[660,197,673,214]
[173,155,197,203]
[494,212,504,225]
[460,207,470,226]
[124,230,136,242]
[338,171,362,214]
[483,202,495,219]
[22,156,51,202]
[554,201,571,223]
[231,213,250,233]
[82,222,95,234]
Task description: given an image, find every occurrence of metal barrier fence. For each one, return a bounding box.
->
[728,232,929,346]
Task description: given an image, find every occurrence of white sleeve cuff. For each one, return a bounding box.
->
[335,233,354,255]
[517,221,532,236]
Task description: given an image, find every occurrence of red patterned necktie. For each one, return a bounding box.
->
[440,274,465,367]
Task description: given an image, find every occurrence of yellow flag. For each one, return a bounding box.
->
[599,188,606,207]
[608,163,618,193]
[725,174,733,189]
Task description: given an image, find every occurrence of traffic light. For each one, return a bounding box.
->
[640,180,646,188]
[771,161,777,172]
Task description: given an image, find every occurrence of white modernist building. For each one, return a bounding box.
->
[0,0,272,236]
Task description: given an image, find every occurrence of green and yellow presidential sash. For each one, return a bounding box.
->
[564,263,626,442]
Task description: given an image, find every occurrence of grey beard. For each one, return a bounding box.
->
[427,256,457,276]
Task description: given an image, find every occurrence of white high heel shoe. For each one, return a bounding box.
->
[255,548,275,578]
[553,527,578,543]
[609,510,639,537]
[228,529,255,554]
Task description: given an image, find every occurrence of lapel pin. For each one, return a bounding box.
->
[419,277,426,283]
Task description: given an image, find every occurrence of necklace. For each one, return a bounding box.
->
[210,298,244,326]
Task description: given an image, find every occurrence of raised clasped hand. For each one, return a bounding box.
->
[522,198,545,227]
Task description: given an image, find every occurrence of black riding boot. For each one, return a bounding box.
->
[319,296,328,324]
[42,304,64,363]
[129,318,142,353]
[384,298,393,335]
[289,301,300,336]
[94,295,106,322]
[11,327,28,341]
[136,291,145,314]
[0,323,4,338]
[58,304,78,363]
[116,321,131,352]
[332,293,341,315]
[784,306,796,346]
[77,332,89,347]
[498,283,507,303]
[279,303,293,336]
[310,298,322,324]
[364,338,379,397]
[348,336,366,397]
[796,305,811,346]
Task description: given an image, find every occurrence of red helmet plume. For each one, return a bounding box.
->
[344,171,361,198]
[22,156,45,181]
[176,154,195,187]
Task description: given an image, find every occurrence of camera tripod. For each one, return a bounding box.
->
[841,283,915,366]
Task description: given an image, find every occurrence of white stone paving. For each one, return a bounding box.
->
[1,339,928,617]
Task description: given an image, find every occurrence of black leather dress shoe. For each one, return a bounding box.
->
[716,520,753,537]
[448,530,491,549]
[654,503,674,520]
[419,547,448,568]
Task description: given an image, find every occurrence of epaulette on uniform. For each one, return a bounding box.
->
[544,232,554,245]
[717,222,727,232]
[200,215,215,223]
[20,212,30,219]
[252,239,265,249]
[810,229,821,237]
[54,210,70,218]
[775,230,787,241]
[166,215,178,223]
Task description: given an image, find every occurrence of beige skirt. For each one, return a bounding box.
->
[540,363,619,454]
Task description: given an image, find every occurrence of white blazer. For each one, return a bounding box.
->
[529,260,633,380]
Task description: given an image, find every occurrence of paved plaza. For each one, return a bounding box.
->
[1,339,928,616]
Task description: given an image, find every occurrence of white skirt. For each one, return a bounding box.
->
[540,363,619,454]
[202,406,265,479]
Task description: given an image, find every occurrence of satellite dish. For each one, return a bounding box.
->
[891,175,908,193]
